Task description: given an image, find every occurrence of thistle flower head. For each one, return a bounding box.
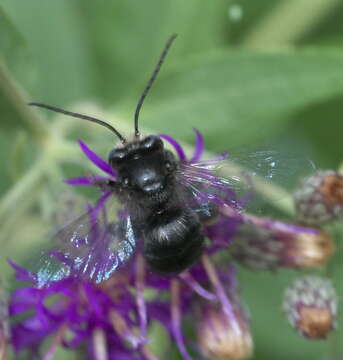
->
[9,132,249,359]
[283,275,338,340]
[230,213,334,269]
[9,131,334,359]
[196,299,253,360]
[294,170,343,225]
[10,263,145,358]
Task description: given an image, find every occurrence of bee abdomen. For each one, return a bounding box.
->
[144,208,203,274]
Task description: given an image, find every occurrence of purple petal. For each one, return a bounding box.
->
[8,259,36,283]
[171,307,192,360]
[267,219,320,234]
[148,302,173,336]
[190,129,204,163]
[159,134,186,162]
[10,288,41,315]
[179,272,217,301]
[204,214,242,252]
[240,213,320,235]
[65,176,112,186]
[78,140,116,176]
[207,152,229,162]
[94,190,113,216]
[202,255,241,335]
[48,251,74,267]
[11,323,55,352]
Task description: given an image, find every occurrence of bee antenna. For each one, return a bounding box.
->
[29,102,127,144]
[134,34,177,138]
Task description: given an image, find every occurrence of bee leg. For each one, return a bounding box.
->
[195,202,219,225]
[92,179,118,192]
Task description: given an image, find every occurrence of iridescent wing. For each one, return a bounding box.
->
[177,150,315,211]
[31,199,137,288]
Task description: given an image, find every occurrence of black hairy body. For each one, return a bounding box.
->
[29,35,218,275]
[109,135,212,274]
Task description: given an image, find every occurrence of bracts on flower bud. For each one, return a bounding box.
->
[231,217,334,270]
[283,275,338,340]
[196,299,253,360]
[294,170,343,225]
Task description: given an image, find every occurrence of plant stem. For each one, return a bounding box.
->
[0,157,47,222]
[0,60,48,141]
[42,323,68,360]
[241,0,340,48]
[92,328,108,360]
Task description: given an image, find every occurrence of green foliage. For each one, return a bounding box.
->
[1,1,343,359]
[142,50,343,150]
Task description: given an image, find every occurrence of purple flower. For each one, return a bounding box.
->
[10,262,146,359]
[9,253,246,359]
[9,130,327,359]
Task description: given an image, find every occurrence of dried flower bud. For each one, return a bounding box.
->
[232,220,334,269]
[197,302,253,360]
[294,170,343,225]
[283,276,337,339]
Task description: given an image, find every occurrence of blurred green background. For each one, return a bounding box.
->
[1,0,343,359]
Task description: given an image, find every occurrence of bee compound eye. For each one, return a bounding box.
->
[165,161,172,170]
[141,135,163,151]
[109,148,127,165]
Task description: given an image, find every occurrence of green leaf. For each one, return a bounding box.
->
[2,0,231,107]
[137,49,343,150]
[0,6,32,130]
[73,0,230,103]
[0,6,28,77]
[0,6,47,138]
[1,0,93,105]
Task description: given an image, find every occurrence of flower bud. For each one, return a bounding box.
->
[283,276,337,339]
[294,170,343,225]
[232,220,334,269]
[197,302,253,360]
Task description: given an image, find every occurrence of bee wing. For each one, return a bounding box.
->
[31,197,136,288]
[178,150,315,209]
[221,150,315,190]
[177,156,241,211]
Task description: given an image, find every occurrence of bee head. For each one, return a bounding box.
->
[109,135,177,196]
[29,35,178,200]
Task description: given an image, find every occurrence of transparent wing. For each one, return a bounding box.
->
[221,150,315,190]
[178,150,315,211]
[30,197,137,288]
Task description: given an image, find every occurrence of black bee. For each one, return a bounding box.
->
[107,134,205,274]
[29,36,311,285]
[30,35,216,280]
